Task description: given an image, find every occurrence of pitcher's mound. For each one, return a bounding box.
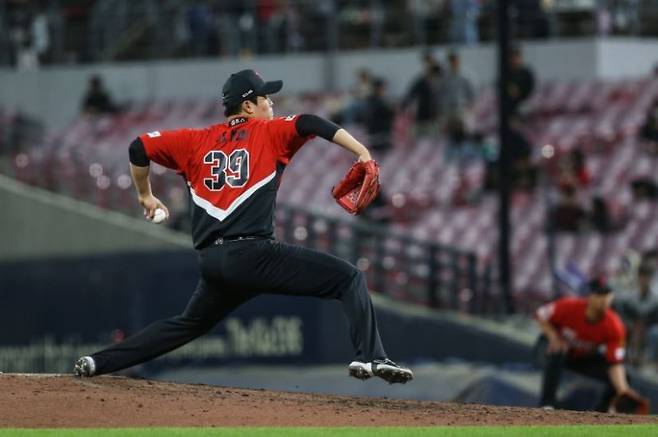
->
[0,374,655,428]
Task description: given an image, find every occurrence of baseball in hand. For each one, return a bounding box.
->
[151,208,167,224]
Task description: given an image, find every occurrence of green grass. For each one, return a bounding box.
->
[0,426,657,437]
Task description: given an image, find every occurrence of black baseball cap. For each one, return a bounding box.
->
[587,276,612,295]
[222,69,283,107]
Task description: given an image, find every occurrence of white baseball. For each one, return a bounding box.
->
[151,208,167,224]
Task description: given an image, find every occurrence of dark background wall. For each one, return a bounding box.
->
[0,250,532,368]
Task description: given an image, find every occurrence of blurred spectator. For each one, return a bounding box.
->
[596,2,613,36]
[439,51,475,159]
[363,78,395,153]
[558,149,591,193]
[449,0,480,45]
[590,195,626,234]
[281,0,305,53]
[599,0,641,36]
[552,172,623,233]
[30,5,50,64]
[644,249,658,297]
[408,0,442,46]
[508,123,532,163]
[259,0,285,53]
[640,100,658,156]
[551,185,588,233]
[186,1,214,56]
[81,75,118,115]
[509,125,537,190]
[482,123,536,191]
[511,0,550,39]
[590,196,614,233]
[630,177,658,201]
[216,0,257,57]
[368,0,386,48]
[610,250,642,296]
[400,52,442,138]
[507,46,535,115]
[338,68,373,124]
[7,0,50,70]
[645,249,658,272]
[571,149,591,186]
[0,109,44,156]
[1,0,654,66]
[614,263,658,367]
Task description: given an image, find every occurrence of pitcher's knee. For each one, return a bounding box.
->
[352,269,367,288]
[340,268,367,296]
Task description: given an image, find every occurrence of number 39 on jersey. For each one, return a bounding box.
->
[203,149,250,191]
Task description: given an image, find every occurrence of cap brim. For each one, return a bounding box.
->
[259,80,283,96]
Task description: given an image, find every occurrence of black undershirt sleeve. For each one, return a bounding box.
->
[295,114,341,141]
[129,137,150,166]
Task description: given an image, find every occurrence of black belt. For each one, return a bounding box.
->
[212,235,264,246]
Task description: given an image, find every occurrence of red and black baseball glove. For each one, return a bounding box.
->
[609,389,650,415]
[332,160,380,215]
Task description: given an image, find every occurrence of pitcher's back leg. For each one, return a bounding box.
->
[80,279,253,376]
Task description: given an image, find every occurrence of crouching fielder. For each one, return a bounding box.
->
[536,278,648,413]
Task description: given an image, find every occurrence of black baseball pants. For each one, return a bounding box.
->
[540,351,615,411]
[90,238,387,375]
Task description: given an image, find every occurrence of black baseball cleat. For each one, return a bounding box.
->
[73,356,96,377]
[348,359,413,384]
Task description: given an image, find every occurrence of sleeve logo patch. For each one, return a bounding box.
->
[536,303,554,321]
[147,131,161,138]
[284,115,296,121]
[615,347,625,360]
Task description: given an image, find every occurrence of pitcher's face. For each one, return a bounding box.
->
[254,95,274,120]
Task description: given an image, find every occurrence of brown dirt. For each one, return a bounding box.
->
[0,374,656,428]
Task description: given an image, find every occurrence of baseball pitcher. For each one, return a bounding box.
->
[74,69,413,384]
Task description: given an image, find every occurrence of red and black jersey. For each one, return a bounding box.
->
[536,297,626,364]
[139,116,313,249]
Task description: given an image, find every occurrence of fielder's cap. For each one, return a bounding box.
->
[222,69,283,107]
[587,276,612,295]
